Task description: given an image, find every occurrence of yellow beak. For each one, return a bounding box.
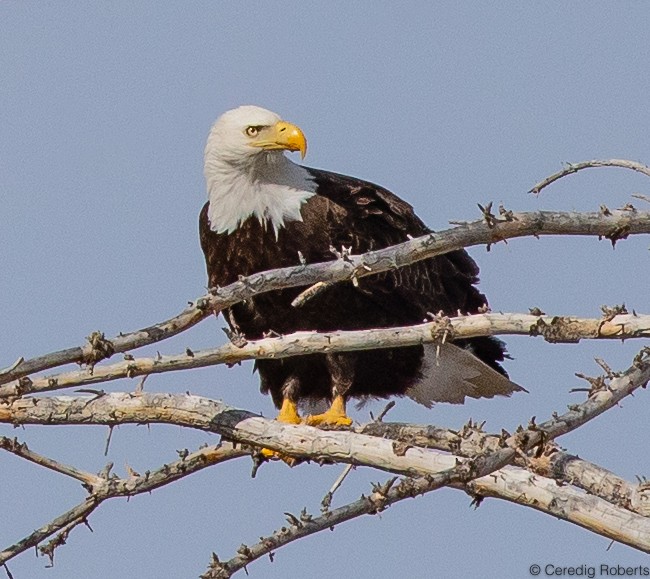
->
[251,121,307,159]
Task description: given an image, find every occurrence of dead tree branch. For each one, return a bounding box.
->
[0,436,101,487]
[1,312,647,399]
[0,442,247,565]
[202,442,523,579]
[360,422,650,517]
[1,350,647,473]
[1,347,648,565]
[529,159,650,195]
[202,473,458,578]
[202,346,650,575]
[206,459,650,578]
[0,208,647,388]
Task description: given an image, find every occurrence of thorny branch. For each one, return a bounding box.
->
[1,312,647,399]
[0,442,248,565]
[1,347,649,569]
[0,208,648,388]
[0,436,101,487]
[204,347,650,576]
[529,159,650,195]
[206,441,650,578]
[202,460,499,578]
[3,346,649,470]
[360,422,650,516]
[1,352,648,574]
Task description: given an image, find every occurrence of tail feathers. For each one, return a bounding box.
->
[406,343,526,408]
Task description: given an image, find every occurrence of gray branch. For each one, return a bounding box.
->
[0,208,647,388]
[0,442,247,565]
[529,159,650,195]
[1,348,648,564]
[1,311,647,399]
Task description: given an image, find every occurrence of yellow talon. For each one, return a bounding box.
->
[305,395,353,427]
[262,398,301,465]
[276,397,301,425]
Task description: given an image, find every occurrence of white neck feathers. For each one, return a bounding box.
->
[204,151,316,237]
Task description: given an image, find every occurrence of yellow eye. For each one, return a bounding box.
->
[245,126,260,137]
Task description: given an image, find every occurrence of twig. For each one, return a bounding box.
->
[291,281,335,308]
[632,193,650,205]
[104,426,114,457]
[375,401,396,422]
[529,159,650,195]
[0,436,101,487]
[0,499,98,566]
[0,358,23,378]
[328,464,354,497]
[134,374,148,394]
[322,401,395,512]
[321,464,354,512]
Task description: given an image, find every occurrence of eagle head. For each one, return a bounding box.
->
[203,106,315,236]
[205,105,306,165]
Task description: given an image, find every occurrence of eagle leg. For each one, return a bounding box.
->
[306,353,354,426]
[261,398,302,465]
[304,394,353,427]
[276,397,302,424]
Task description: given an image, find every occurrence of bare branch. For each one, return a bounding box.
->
[203,475,457,578]
[467,464,650,552]
[0,442,247,566]
[1,189,648,574]
[321,464,355,512]
[2,349,648,469]
[204,442,519,579]
[529,159,650,195]
[527,444,650,515]
[1,346,648,567]
[360,422,650,517]
[0,209,647,388]
[1,349,647,558]
[207,405,650,577]
[0,498,97,566]
[3,312,647,398]
[212,464,650,579]
[0,358,24,379]
[0,436,101,487]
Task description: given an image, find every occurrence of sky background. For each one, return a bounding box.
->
[1,2,649,578]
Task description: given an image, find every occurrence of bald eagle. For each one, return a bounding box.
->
[200,105,522,428]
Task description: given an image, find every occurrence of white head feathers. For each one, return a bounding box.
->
[204,105,316,236]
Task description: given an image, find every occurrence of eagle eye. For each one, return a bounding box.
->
[245,125,263,137]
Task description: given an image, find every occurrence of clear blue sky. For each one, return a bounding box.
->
[1,3,648,578]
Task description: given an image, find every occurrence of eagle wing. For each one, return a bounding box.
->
[306,167,521,401]
[306,167,490,323]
